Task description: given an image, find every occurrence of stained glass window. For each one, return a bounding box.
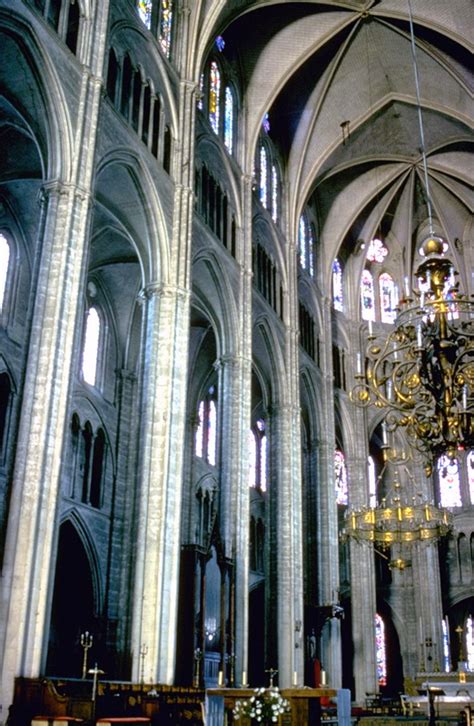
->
[368,455,377,507]
[159,0,173,57]
[437,454,462,507]
[468,451,474,504]
[271,165,278,222]
[442,618,451,672]
[467,616,474,671]
[379,272,398,324]
[262,112,270,134]
[0,233,10,313]
[196,401,204,458]
[197,73,204,110]
[137,0,152,29]
[209,61,221,134]
[361,269,375,321]
[224,86,233,153]
[375,614,387,686]
[308,224,315,278]
[82,307,100,386]
[333,259,343,311]
[215,35,225,52]
[367,238,388,263]
[259,144,268,208]
[299,216,307,269]
[335,449,348,505]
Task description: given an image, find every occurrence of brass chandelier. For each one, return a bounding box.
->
[351,234,474,462]
[342,441,453,566]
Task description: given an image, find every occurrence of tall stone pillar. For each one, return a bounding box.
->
[215,351,251,685]
[317,298,342,687]
[268,399,304,688]
[130,67,197,682]
[130,282,190,684]
[0,3,110,718]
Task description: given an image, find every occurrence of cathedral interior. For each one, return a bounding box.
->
[0,0,472,723]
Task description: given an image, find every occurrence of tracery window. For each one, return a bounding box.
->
[375,614,387,686]
[271,165,279,222]
[361,269,375,321]
[367,238,388,263]
[379,272,398,324]
[332,259,343,312]
[0,233,10,314]
[249,419,267,492]
[81,307,101,387]
[437,454,462,508]
[195,386,217,466]
[335,449,348,505]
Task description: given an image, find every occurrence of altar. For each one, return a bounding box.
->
[205,686,345,725]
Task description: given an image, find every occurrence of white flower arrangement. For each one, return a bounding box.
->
[233,686,291,723]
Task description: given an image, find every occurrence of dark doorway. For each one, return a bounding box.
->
[46,521,95,677]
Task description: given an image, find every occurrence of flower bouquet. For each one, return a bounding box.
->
[233,686,291,723]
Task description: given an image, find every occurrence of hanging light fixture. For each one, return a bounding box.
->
[344,2,471,553]
[342,438,453,568]
[350,0,473,464]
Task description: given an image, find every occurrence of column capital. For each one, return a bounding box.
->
[137,282,190,303]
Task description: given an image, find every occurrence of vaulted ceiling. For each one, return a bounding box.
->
[195,0,473,285]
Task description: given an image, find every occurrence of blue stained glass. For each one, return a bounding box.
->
[335,449,348,505]
[361,269,375,321]
[209,61,221,134]
[271,165,278,222]
[262,112,270,133]
[159,0,173,57]
[224,86,233,152]
[215,35,225,52]
[259,145,268,207]
[138,0,152,28]
[333,259,343,311]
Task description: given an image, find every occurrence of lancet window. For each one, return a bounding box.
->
[332,259,343,311]
[136,0,174,58]
[0,233,10,314]
[298,214,316,278]
[335,449,348,505]
[375,614,387,686]
[195,386,218,466]
[437,454,462,508]
[81,307,101,387]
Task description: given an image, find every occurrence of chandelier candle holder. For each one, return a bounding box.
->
[342,441,452,562]
[352,235,473,462]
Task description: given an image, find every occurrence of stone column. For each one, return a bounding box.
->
[347,447,378,701]
[0,2,110,716]
[317,298,342,687]
[130,282,190,684]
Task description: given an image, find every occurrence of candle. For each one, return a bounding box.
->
[293,671,298,687]
[218,670,224,686]
[321,669,327,686]
[242,671,247,686]
[356,352,362,374]
[417,324,422,347]
[404,276,410,298]
[368,318,373,336]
